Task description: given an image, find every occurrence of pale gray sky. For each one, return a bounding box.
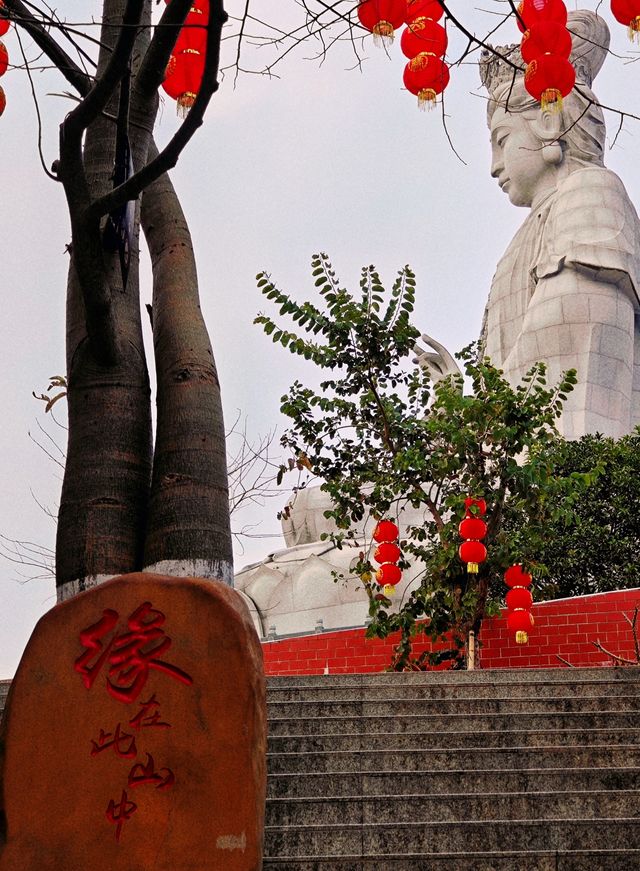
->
[1,1,639,676]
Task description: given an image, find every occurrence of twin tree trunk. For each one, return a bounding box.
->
[55,0,232,599]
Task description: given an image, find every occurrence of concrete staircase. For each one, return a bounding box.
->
[264,668,640,870]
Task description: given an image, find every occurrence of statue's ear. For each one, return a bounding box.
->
[532,105,563,143]
[532,107,564,165]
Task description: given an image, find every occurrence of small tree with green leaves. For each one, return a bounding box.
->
[255,254,581,669]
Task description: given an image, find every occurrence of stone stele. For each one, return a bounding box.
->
[0,573,266,871]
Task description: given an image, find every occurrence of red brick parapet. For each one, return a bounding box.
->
[263,588,640,675]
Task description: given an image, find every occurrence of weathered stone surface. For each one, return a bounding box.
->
[0,573,266,871]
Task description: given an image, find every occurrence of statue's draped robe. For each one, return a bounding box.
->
[483,166,640,438]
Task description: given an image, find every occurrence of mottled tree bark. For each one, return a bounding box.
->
[56,0,154,598]
[7,0,231,596]
[141,150,233,584]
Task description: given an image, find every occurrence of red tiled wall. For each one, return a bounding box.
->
[262,588,640,675]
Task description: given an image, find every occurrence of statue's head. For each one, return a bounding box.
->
[480,11,609,207]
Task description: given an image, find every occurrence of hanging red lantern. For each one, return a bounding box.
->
[357,0,407,46]
[0,1,9,37]
[611,0,640,40]
[0,41,8,77]
[162,49,205,115]
[372,519,399,543]
[400,17,447,58]
[373,541,402,564]
[164,0,209,8]
[506,587,533,610]
[525,53,575,109]
[376,562,402,585]
[520,21,572,63]
[405,0,444,24]
[376,562,402,596]
[458,540,487,574]
[504,564,533,588]
[464,496,487,516]
[458,516,487,541]
[175,6,208,55]
[403,53,450,109]
[516,0,568,34]
[0,84,5,117]
[507,609,534,633]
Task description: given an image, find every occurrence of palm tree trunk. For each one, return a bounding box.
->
[141,150,233,584]
[56,0,154,600]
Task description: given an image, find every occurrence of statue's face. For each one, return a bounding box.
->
[490,106,553,208]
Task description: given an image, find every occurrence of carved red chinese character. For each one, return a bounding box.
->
[128,694,171,731]
[127,753,175,791]
[74,609,119,690]
[106,789,137,842]
[74,602,193,703]
[90,723,137,759]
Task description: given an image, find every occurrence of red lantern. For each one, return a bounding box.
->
[403,53,449,109]
[164,0,209,8]
[175,7,208,55]
[611,0,640,40]
[376,562,402,585]
[372,520,399,543]
[373,542,402,564]
[464,497,487,516]
[162,49,205,114]
[504,564,532,588]
[507,609,534,633]
[405,0,444,24]
[516,0,568,34]
[0,1,9,37]
[524,54,575,110]
[506,587,533,610]
[458,540,487,574]
[357,0,407,45]
[520,21,572,63]
[458,517,487,541]
[0,41,8,77]
[400,17,447,58]
[0,84,5,117]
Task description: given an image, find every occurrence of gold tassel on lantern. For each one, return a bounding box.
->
[540,88,562,112]
[383,584,395,597]
[372,20,394,46]
[515,631,529,645]
[467,562,479,574]
[417,87,437,111]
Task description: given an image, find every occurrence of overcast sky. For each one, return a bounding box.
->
[1,1,639,676]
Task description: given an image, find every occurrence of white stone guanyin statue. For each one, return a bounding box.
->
[480,10,640,439]
[239,11,640,637]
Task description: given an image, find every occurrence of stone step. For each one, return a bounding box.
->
[267,766,640,799]
[267,667,640,687]
[267,695,640,718]
[267,710,640,735]
[268,679,640,702]
[267,745,640,774]
[268,727,640,752]
[265,789,640,826]
[264,818,640,855]
[262,849,640,870]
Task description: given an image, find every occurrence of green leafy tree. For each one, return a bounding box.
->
[521,431,640,599]
[255,254,581,669]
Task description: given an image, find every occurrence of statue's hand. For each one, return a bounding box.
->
[413,333,462,384]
